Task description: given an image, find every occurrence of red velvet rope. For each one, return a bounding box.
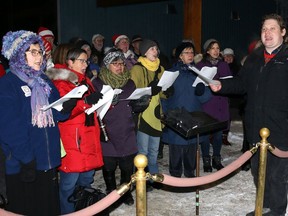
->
[162,151,252,187]
[270,147,288,158]
[0,209,21,216]
[0,190,121,216]
[0,150,257,215]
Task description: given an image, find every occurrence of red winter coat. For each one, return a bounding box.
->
[47,65,103,172]
[0,64,6,78]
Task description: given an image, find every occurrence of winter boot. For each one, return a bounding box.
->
[120,169,134,206]
[202,156,212,172]
[212,156,224,170]
[158,141,164,159]
[102,170,117,194]
[222,133,231,146]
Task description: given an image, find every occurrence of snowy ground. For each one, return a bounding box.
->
[92,120,263,216]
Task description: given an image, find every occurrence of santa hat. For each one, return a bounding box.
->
[38,27,54,38]
[42,38,52,54]
[112,34,128,46]
[2,30,44,60]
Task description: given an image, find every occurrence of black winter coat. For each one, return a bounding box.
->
[220,44,288,150]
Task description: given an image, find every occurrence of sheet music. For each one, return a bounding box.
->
[123,87,151,100]
[157,70,179,91]
[41,85,88,111]
[189,66,219,86]
[85,85,114,118]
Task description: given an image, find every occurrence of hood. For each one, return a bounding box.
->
[46,67,78,85]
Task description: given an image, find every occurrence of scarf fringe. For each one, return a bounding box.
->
[32,107,55,128]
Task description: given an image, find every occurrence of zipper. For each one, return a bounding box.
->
[75,128,81,152]
[44,127,52,169]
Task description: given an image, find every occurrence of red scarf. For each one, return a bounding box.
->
[263,51,276,64]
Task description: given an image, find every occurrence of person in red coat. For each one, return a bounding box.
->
[46,47,104,214]
[0,64,5,77]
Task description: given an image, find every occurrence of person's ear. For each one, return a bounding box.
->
[281,28,286,37]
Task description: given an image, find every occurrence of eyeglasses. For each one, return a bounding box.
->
[110,62,125,67]
[75,59,90,65]
[26,49,45,57]
[182,51,194,55]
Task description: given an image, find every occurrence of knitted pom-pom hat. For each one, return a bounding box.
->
[2,30,44,60]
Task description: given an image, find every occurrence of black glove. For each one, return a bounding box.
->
[163,86,174,98]
[20,159,36,182]
[148,80,162,96]
[61,98,78,114]
[129,95,151,113]
[195,83,205,96]
[84,92,103,105]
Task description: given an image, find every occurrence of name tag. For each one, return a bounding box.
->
[21,85,31,97]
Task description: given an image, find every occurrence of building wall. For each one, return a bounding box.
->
[58,0,183,59]
[201,0,276,59]
[58,0,277,62]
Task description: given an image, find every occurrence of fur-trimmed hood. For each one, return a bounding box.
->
[46,67,78,85]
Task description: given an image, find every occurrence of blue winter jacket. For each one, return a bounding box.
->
[161,61,212,145]
[0,73,68,174]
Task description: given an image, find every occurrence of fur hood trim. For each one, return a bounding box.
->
[46,67,78,84]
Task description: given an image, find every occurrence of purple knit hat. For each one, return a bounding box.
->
[2,30,44,60]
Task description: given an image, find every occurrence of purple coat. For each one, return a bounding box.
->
[92,78,138,157]
[196,60,232,126]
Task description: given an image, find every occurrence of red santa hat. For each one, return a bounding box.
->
[38,27,54,38]
[42,38,52,54]
[112,34,128,46]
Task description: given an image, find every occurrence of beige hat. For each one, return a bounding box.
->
[92,34,104,43]
[223,48,234,56]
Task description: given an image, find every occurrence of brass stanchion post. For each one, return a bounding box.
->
[196,133,200,215]
[134,154,148,216]
[255,128,270,216]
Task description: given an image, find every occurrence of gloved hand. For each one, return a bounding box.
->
[61,98,78,113]
[163,86,174,98]
[84,92,103,105]
[148,80,162,96]
[195,83,205,96]
[20,159,36,182]
[129,95,151,113]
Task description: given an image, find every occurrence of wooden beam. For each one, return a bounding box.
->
[183,0,202,53]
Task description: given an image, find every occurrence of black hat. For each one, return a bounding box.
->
[175,42,195,58]
[75,39,91,49]
[139,39,157,56]
[131,35,143,43]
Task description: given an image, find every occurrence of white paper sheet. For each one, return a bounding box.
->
[123,87,152,100]
[41,85,88,111]
[85,85,114,119]
[157,70,179,91]
[189,66,219,86]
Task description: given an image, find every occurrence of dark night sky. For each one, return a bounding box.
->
[1,0,57,43]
